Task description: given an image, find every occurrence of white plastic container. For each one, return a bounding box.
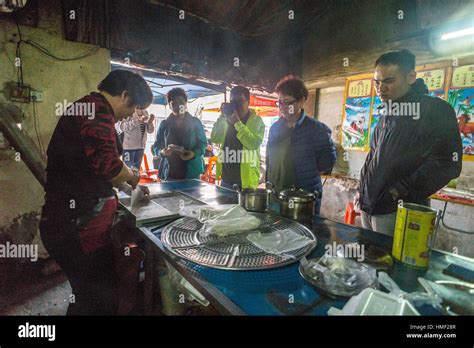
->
[328,288,420,316]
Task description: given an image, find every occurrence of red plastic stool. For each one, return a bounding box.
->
[139,153,159,183]
[344,202,360,225]
[201,156,218,184]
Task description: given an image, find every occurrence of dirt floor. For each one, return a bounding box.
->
[0,259,70,315]
[0,258,218,316]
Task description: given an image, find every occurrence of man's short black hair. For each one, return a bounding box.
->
[275,75,308,100]
[98,70,153,108]
[230,86,250,101]
[166,88,188,103]
[374,49,416,74]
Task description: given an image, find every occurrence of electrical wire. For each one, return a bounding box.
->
[23,39,100,61]
[32,99,45,159]
[15,18,24,86]
[14,21,99,62]
[10,22,98,161]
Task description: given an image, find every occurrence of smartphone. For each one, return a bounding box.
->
[221,103,236,116]
[168,144,185,154]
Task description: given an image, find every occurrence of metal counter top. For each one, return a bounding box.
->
[135,180,474,316]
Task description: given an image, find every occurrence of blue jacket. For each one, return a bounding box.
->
[266,112,336,193]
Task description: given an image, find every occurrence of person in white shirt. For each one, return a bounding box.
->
[120,109,155,170]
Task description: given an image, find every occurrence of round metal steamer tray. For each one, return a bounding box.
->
[161,213,317,270]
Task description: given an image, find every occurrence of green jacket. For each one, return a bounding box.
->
[211,109,265,188]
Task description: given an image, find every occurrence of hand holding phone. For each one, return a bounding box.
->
[221,103,236,117]
[168,144,185,154]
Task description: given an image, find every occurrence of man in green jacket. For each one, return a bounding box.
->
[211,86,265,189]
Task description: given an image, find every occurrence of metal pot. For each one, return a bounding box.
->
[277,186,318,223]
[234,184,272,213]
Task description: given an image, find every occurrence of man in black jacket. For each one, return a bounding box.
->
[355,49,462,235]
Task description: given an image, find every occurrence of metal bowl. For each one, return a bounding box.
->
[278,187,316,222]
[234,185,272,213]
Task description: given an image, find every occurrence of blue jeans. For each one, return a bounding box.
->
[123,149,145,170]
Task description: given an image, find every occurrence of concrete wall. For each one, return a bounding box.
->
[0,0,110,251]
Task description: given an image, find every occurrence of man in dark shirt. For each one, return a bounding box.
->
[40,70,153,315]
[355,50,462,235]
[222,109,244,186]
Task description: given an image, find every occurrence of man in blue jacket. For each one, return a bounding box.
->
[266,75,336,214]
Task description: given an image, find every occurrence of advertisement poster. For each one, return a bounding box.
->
[451,64,474,88]
[341,79,373,150]
[370,95,383,137]
[448,64,474,159]
[418,68,446,99]
[341,65,474,159]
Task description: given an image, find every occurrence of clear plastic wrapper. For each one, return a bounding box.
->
[165,261,210,307]
[378,272,442,307]
[300,255,378,297]
[130,186,145,209]
[246,229,315,258]
[328,288,420,315]
[179,204,235,222]
[418,277,474,315]
[179,204,261,237]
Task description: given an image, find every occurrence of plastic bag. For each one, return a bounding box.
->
[247,229,315,258]
[179,204,236,222]
[180,204,262,237]
[165,261,210,307]
[301,255,378,297]
[328,288,420,315]
[378,272,442,307]
[130,185,149,210]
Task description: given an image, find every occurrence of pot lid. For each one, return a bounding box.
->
[278,187,315,202]
[241,188,271,194]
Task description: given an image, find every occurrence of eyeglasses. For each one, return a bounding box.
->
[276,99,297,108]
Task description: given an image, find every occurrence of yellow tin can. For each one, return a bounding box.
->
[392,203,438,269]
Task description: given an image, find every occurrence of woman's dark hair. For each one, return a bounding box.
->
[98,70,153,108]
[166,88,188,103]
[375,49,416,74]
[275,75,308,100]
[230,86,250,101]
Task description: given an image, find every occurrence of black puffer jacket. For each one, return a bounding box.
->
[359,86,462,215]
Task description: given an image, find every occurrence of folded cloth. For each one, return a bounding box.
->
[247,229,315,257]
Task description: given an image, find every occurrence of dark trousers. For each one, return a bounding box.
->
[40,201,119,315]
[220,180,240,190]
[314,198,322,216]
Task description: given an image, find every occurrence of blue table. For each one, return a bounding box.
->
[136,180,473,315]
